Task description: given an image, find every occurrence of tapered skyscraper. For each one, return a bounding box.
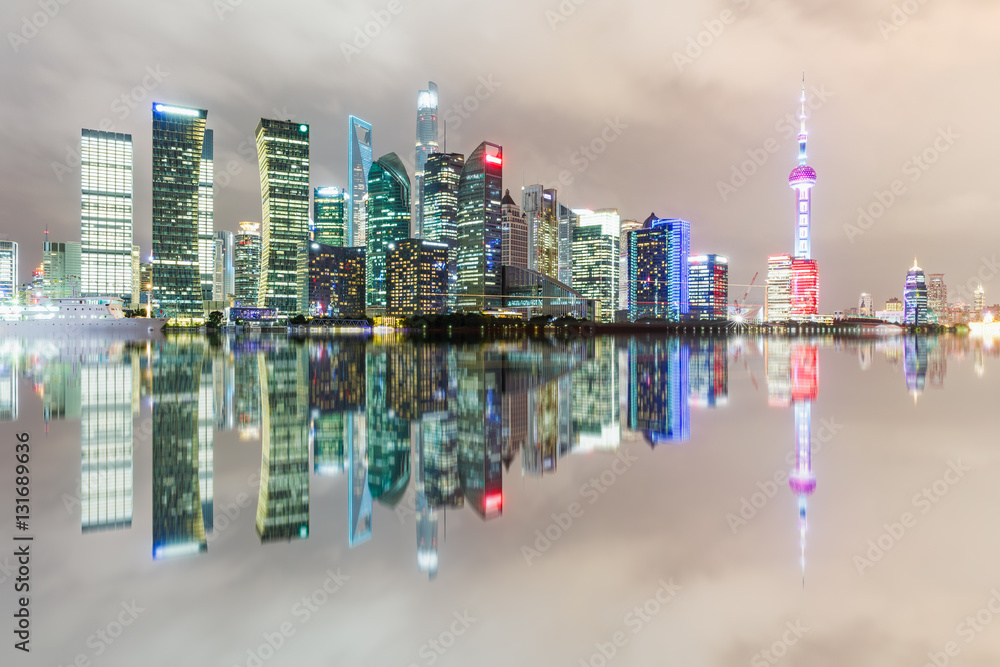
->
[456,142,503,312]
[414,82,440,239]
[366,153,411,309]
[256,119,310,316]
[152,103,208,322]
[81,129,133,300]
[348,116,373,247]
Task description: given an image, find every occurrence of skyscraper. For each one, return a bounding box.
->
[558,203,580,287]
[313,187,348,247]
[904,259,928,325]
[790,258,819,318]
[233,222,261,307]
[573,210,620,323]
[522,184,558,279]
[213,230,234,301]
[787,77,820,318]
[198,130,215,301]
[256,118,310,316]
[152,102,208,322]
[627,215,690,322]
[927,273,946,317]
[974,285,985,319]
[859,292,874,318]
[688,254,729,320]
[414,82,440,239]
[365,153,411,310]
[81,129,133,300]
[386,239,449,317]
[305,242,366,318]
[131,245,141,307]
[42,241,81,298]
[423,152,464,307]
[766,254,793,322]
[348,116,373,247]
[500,189,528,270]
[456,142,503,312]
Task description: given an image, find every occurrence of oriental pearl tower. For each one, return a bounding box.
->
[789,74,820,317]
[788,344,818,586]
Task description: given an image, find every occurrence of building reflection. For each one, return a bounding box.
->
[627,338,691,446]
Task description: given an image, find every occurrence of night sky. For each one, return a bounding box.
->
[2,0,997,309]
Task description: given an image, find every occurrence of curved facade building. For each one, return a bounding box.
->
[456,142,503,312]
[366,153,411,309]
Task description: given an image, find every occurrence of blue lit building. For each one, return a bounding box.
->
[688,254,728,320]
[904,259,928,325]
[627,215,690,321]
[627,338,690,446]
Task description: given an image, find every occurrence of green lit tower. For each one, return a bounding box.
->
[456,142,503,312]
[365,153,410,311]
[313,186,347,247]
[151,103,208,322]
[256,119,310,316]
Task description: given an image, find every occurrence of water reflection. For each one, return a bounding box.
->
[6,333,1000,578]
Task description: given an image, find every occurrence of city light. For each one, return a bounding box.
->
[153,104,200,117]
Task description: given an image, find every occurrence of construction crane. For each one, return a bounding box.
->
[730,272,760,319]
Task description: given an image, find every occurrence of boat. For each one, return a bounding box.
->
[0,297,167,333]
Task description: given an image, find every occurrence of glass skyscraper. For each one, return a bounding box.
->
[904,259,928,325]
[573,209,620,323]
[522,184,558,279]
[0,241,15,305]
[348,116,373,247]
[233,222,261,307]
[365,153,411,310]
[152,103,208,322]
[627,216,690,322]
[313,186,347,247]
[456,142,503,312]
[81,129,133,300]
[414,82,440,239]
[688,254,729,320]
[500,189,528,270]
[256,119,310,316]
[212,230,234,301]
[423,153,464,308]
[766,254,793,322]
[42,241,81,298]
[198,129,214,301]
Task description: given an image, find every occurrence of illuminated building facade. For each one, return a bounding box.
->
[305,243,366,318]
[974,285,985,319]
[213,231,234,302]
[904,259,928,325]
[197,129,214,301]
[859,292,874,318]
[501,189,528,270]
[688,254,729,320]
[313,186,347,247]
[627,215,690,322]
[233,222,261,307]
[790,258,819,319]
[0,241,15,305]
[366,153,411,310]
[787,78,820,318]
[152,103,208,321]
[456,142,503,312]
[386,239,449,317]
[766,254,793,322]
[927,273,946,318]
[131,245,140,307]
[414,82,440,239]
[522,184,558,279]
[572,217,618,323]
[256,118,310,316]
[348,116,373,247]
[558,203,579,287]
[81,129,133,301]
[422,152,464,307]
[501,266,590,319]
[42,241,81,298]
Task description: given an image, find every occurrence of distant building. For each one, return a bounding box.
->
[974,285,985,320]
[131,246,141,307]
[233,222,261,307]
[213,231,234,301]
[313,187,347,247]
[688,254,729,320]
[522,185,558,279]
[558,203,580,287]
[618,219,643,311]
[305,243,366,319]
[82,129,134,301]
[366,153,411,310]
[904,259,928,324]
[500,190,528,270]
[257,119,310,316]
[0,240,17,305]
[456,142,503,312]
[42,241,81,298]
[927,273,946,316]
[628,215,690,322]
[766,254,793,322]
[859,292,874,318]
[386,239,449,317]
[885,297,903,312]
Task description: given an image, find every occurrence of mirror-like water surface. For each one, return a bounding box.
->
[2,333,998,666]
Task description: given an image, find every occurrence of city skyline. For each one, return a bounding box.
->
[3,0,996,311]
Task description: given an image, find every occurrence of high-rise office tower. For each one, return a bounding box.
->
[152,103,208,322]
[256,119,310,316]
[558,203,579,287]
[858,292,874,318]
[213,230,234,301]
[348,116,374,247]
[627,215,690,322]
[414,82,440,239]
[904,258,928,325]
[386,239,449,317]
[81,129,133,300]
[42,241,81,298]
[456,142,503,312]
[788,77,819,318]
[500,189,528,269]
[313,187,348,247]
[423,152,464,307]
[688,254,729,320]
[618,219,642,310]
[365,153,411,310]
[0,241,18,304]
[522,184,558,279]
[974,285,985,319]
[927,273,946,316]
[233,222,261,307]
[131,245,141,307]
[305,243,366,318]
[573,210,620,323]
[766,254,793,322]
[198,129,215,301]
